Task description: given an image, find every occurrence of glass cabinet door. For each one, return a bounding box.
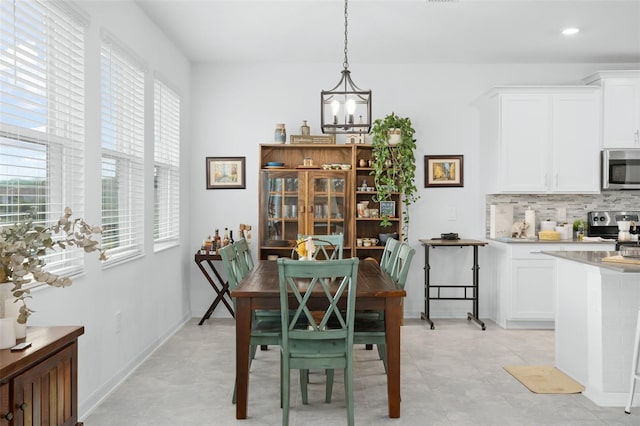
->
[306,171,348,243]
[261,170,300,244]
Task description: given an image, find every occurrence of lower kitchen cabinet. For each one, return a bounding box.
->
[0,326,84,426]
[492,242,614,329]
[510,258,556,324]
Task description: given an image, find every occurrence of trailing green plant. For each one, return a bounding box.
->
[371,112,419,240]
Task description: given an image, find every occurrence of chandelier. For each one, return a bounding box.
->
[321,0,372,135]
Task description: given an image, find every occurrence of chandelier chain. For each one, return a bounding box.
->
[343,0,349,70]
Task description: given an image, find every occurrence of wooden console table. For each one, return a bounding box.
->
[194,252,234,324]
[0,326,84,425]
[419,239,488,330]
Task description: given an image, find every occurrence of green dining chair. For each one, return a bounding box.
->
[359,237,401,350]
[220,244,282,404]
[277,257,359,426]
[353,242,415,373]
[296,233,344,260]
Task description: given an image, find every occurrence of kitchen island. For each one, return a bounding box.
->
[543,250,640,407]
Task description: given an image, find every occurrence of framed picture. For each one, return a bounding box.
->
[379,200,396,218]
[425,155,464,188]
[206,157,246,189]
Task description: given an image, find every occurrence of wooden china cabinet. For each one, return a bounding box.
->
[258,144,402,262]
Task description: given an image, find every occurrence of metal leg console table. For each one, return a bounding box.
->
[418,239,488,330]
[194,252,235,324]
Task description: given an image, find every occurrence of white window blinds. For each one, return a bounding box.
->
[0,0,87,277]
[153,77,180,247]
[100,31,145,264]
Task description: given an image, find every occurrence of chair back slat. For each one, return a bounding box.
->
[234,238,254,272]
[380,238,401,274]
[219,244,245,291]
[390,243,416,289]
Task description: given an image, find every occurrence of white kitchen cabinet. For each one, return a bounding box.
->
[491,241,615,329]
[482,87,601,194]
[584,71,640,148]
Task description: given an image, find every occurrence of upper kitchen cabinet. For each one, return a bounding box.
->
[480,86,601,194]
[584,71,640,148]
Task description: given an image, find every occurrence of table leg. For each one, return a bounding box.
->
[385,296,402,418]
[195,259,235,325]
[420,245,434,329]
[465,246,486,330]
[206,260,235,316]
[235,298,251,419]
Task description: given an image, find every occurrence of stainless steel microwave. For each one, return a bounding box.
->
[602,149,640,190]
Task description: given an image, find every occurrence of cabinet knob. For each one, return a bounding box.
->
[18,402,26,411]
[3,411,14,421]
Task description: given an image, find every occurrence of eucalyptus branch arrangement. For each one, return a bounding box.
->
[0,207,106,324]
[371,112,419,239]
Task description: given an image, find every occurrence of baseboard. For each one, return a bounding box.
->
[504,319,555,330]
[78,311,192,421]
[583,388,640,408]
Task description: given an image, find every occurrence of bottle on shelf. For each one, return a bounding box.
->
[214,229,221,250]
[229,230,235,245]
[301,120,310,136]
[223,227,230,247]
[205,235,213,254]
[200,240,207,255]
[275,123,286,143]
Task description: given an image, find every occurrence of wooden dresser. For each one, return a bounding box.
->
[0,326,84,426]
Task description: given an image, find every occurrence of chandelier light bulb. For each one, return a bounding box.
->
[331,100,340,124]
[346,98,356,124]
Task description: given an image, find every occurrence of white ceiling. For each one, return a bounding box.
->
[135,0,640,64]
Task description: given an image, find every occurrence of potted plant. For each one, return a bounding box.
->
[370,112,419,239]
[0,207,106,331]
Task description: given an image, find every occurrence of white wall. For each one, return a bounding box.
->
[24,1,192,420]
[189,62,639,322]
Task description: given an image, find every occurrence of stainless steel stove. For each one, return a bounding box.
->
[587,210,640,249]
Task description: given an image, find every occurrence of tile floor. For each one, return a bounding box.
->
[85,318,640,425]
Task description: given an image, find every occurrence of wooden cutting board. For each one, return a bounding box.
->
[602,255,640,265]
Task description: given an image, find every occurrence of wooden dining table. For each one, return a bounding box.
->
[230,259,406,419]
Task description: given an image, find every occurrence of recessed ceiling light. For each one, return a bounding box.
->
[562,27,580,36]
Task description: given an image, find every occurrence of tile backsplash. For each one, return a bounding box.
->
[485,192,640,236]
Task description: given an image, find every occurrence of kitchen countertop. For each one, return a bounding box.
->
[542,250,640,273]
[490,237,616,244]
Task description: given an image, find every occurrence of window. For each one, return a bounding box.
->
[153,77,180,248]
[0,0,87,276]
[100,31,145,264]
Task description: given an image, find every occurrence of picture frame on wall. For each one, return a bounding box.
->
[206,157,246,189]
[379,200,396,218]
[424,155,464,188]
